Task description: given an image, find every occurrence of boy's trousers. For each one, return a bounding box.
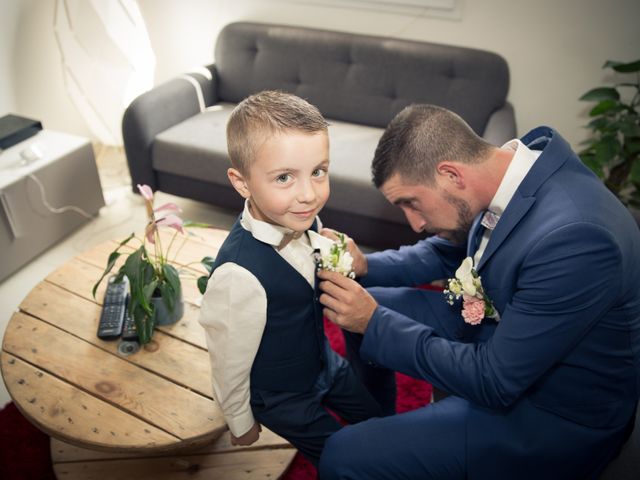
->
[250,340,383,467]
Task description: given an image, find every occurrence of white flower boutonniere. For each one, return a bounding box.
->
[314,233,356,279]
[444,257,499,325]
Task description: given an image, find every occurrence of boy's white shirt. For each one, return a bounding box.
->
[198,200,334,437]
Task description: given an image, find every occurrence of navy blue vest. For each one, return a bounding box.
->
[211,217,326,392]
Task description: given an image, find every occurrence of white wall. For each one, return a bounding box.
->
[9,0,640,148]
[0,0,23,116]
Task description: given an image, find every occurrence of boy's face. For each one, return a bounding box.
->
[228,130,330,233]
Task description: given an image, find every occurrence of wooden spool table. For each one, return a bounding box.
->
[1,228,297,479]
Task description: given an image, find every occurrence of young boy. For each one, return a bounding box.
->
[198,91,382,466]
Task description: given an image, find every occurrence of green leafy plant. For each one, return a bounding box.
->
[578,58,640,208]
[93,184,191,344]
[197,256,216,294]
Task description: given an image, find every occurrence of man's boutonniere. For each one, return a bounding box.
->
[314,233,356,279]
[444,257,499,325]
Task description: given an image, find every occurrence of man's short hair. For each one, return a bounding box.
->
[227,90,329,175]
[371,104,493,188]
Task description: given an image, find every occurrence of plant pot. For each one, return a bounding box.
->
[152,293,184,326]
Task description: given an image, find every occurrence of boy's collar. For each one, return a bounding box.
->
[240,200,324,248]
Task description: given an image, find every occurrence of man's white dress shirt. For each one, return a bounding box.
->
[198,201,334,437]
[473,139,542,264]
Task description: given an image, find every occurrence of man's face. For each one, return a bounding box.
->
[236,131,330,233]
[381,172,474,244]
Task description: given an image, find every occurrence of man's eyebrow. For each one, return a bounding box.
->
[392,196,414,206]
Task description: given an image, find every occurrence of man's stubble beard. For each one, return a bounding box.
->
[435,190,475,245]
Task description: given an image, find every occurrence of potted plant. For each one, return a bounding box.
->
[578,58,640,215]
[197,256,216,295]
[93,184,193,344]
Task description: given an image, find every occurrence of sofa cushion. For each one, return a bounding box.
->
[214,22,510,135]
[152,108,405,224]
[153,104,234,187]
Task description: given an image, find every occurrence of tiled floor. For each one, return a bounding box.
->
[0,145,237,408]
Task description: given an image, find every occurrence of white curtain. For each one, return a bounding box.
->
[54,0,155,145]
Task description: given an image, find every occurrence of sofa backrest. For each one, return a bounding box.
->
[214,22,510,135]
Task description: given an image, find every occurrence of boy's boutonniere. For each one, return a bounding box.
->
[444,257,499,325]
[314,233,356,279]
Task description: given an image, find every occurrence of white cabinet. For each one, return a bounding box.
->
[0,131,105,282]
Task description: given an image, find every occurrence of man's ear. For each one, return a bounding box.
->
[436,162,465,189]
[227,168,251,198]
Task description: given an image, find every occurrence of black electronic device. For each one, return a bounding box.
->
[121,301,138,341]
[96,275,129,340]
[0,114,43,149]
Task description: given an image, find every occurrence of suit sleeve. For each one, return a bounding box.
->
[361,235,466,288]
[198,263,267,436]
[361,222,623,409]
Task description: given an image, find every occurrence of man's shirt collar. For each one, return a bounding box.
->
[488,139,542,218]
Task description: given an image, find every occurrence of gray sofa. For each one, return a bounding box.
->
[123,22,516,249]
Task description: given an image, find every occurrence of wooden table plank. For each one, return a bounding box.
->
[155,301,207,349]
[52,428,292,461]
[1,354,177,451]
[19,282,212,395]
[3,312,225,448]
[153,229,218,274]
[73,230,225,276]
[178,227,229,251]
[65,246,206,316]
[52,446,296,480]
[47,255,208,349]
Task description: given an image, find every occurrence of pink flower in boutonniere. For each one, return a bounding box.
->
[444,257,499,325]
[461,295,486,325]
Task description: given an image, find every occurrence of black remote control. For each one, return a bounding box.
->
[97,276,129,340]
[121,299,138,341]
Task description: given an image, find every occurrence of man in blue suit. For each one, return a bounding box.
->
[317,104,640,479]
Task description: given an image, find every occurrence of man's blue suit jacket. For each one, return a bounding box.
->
[359,127,640,479]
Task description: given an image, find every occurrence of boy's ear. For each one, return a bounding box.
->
[227,168,250,198]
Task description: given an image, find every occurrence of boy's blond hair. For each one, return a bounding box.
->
[226,90,329,175]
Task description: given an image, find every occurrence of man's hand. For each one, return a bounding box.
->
[318,270,378,333]
[230,422,261,446]
[320,228,368,277]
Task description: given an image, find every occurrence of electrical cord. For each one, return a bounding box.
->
[27,173,95,219]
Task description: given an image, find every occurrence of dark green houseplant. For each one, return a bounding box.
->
[92,184,190,344]
[578,58,640,209]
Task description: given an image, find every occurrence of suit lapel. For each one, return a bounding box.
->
[477,194,535,270]
[476,127,572,271]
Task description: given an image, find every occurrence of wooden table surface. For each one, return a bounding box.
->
[1,227,297,478]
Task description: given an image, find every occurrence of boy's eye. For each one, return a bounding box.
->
[276,173,292,183]
[312,168,328,178]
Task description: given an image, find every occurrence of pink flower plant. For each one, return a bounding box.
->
[92,184,195,344]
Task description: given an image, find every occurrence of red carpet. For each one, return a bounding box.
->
[0,319,431,479]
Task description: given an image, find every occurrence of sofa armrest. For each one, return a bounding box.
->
[122,64,218,190]
[482,102,517,146]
